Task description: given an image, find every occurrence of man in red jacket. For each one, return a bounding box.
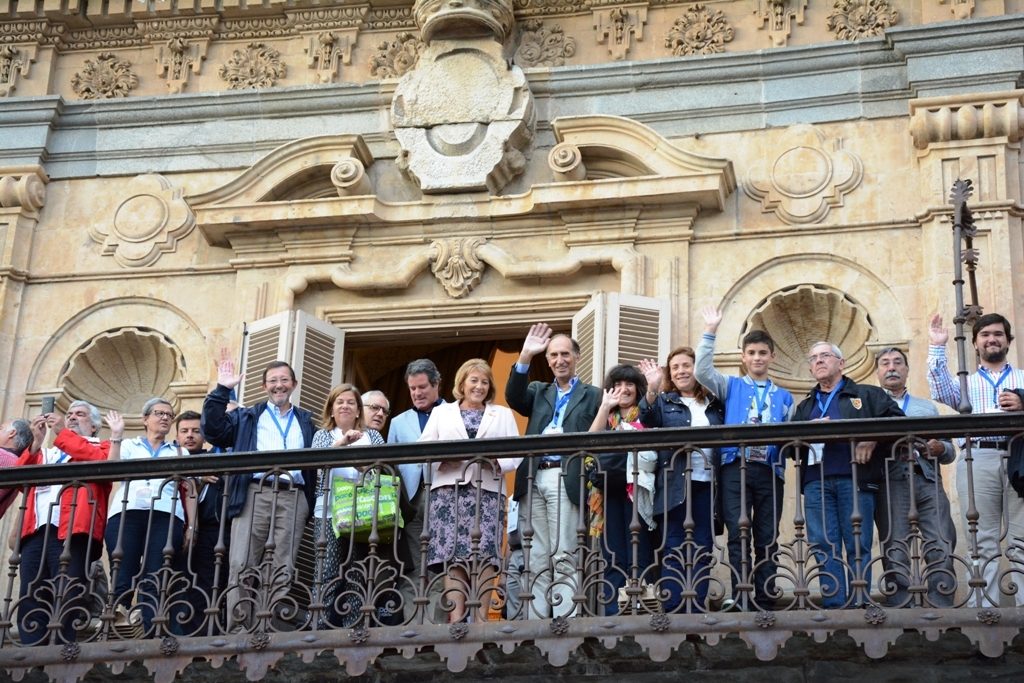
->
[16,402,122,645]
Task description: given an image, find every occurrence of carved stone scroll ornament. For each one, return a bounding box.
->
[744,124,863,225]
[665,3,734,57]
[754,0,807,48]
[218,42,286,90]
[306,31,354,84]
[0,44,36,97]
[155,37,206,94]
[0,169,46,211]
[71,52,139,99]
[429,237,486,298]
[593,5,647,61]
[514,19,577,68]
[369,32,424,79]
[93,173,196,268]
[827,0,898,41]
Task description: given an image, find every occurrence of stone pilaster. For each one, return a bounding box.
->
[910,90,1024,361]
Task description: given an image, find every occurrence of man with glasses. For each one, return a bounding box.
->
[928,312,1024,606]
[202,353,317,630]
[874,347,956,607]
[361,390,391,436]
[791,342,903,608]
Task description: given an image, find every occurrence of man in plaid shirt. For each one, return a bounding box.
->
[927,312,1024,606]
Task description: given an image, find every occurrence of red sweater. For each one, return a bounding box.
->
[18,430,112,542]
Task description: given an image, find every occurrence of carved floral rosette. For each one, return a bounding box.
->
[218,42,286,89]
[665,3,735,57]
[827,0,898,41]
[515,19,576,67]
[71,52,139,99]
[369,32,424,79]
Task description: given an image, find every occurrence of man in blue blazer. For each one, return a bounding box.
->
[387,358,445,621]
[505,322,601,618]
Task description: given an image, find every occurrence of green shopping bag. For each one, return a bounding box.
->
[330,472,403,541]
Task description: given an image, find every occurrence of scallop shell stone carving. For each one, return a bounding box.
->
[62,328,184,416]
[743,284,874,392]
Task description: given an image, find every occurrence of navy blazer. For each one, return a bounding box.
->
[505,367,601,506]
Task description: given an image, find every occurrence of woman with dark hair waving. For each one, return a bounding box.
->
[639,348,724,613]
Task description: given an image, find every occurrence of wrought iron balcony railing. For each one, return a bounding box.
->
[0,412,1022,680]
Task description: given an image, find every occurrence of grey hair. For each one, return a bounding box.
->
[809,341,844,360]
[68,400,102,432]
[404,359,441,385]
[141,397,174,417]
[10,419,32,454]
[361,390,389,407]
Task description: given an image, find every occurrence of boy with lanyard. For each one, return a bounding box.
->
[695,306,794,611]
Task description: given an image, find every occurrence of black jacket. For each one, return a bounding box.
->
[1008,389,1024,499]
[505,368,601,506]
[791,375,905,490]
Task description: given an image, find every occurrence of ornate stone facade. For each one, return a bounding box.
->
[70,52,138,99]
[218,42,286,89]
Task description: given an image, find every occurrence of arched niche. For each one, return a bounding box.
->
[710,253,909,394]
[25,298,212,424]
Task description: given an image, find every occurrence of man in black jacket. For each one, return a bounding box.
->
[505,322,601,618]
[792,341,903,608]
[202,353,316,630]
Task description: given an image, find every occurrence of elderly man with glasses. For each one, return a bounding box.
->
[361,390,391,435]
[791,342,904,608]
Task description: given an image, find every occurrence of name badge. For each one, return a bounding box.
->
[135,482,153,509]
[746,446,768,463]
[807,443,824,467]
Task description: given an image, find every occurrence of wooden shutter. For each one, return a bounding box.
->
[573,293,670,384]
[290,311,345,416]
[237,312,292,406]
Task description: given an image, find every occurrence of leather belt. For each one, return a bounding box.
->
[253,479,304,492]
[975,439,1009,450]
[537,461,561,470]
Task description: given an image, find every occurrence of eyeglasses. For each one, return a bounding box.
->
[366,404,390,416]
[807,352,837,364]
[148,410,175,420]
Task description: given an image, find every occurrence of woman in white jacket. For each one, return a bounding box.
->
[418,358,521,623]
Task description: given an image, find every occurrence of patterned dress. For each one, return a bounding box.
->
[426,408,505,569]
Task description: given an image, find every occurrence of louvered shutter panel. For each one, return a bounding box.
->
[290,311,345,416]
[237,312,292,406]
[572,296,604,386]
[606,293,670,367]
[573,293,670,384]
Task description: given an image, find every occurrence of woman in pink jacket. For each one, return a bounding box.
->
[418,358,521,623]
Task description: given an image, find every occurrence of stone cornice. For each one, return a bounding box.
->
[909,90,1024,151]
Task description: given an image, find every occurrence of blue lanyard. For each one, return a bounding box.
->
[752,380,771,418]
[550,377,578,425]
[267,407,295,448]
[54,450,70,465]
[815,379,844,418]
[980,365,1012,404]
[900,394,910,414]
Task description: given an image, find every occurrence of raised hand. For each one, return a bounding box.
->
[519,323,553,361]
[105,410,125,440]
[929,313,949,346]
[601,387,623,411]
[701,306,724,334]
[638,359,664,395]
[216,347,244,389]
[43,412,64,434]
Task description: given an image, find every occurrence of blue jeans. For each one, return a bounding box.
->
[659,481,713,613]
[803,477,874,608]
[18,527,99,645]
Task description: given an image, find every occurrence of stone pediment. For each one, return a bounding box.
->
[189,134,374,208]
[190,116,734,250]
[549,115,736,210]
